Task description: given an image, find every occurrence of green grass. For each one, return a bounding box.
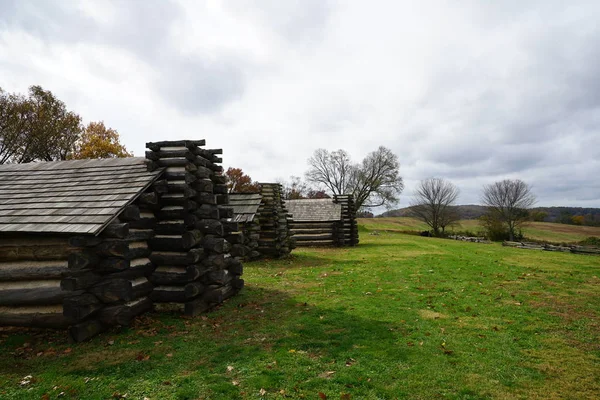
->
[360,217,600,244]
[1,229,599,399]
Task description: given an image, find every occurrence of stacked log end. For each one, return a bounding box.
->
[333,194,359,246]
[63,199,156,342]
[145,140,243,316]
[256,183,294,258]
[233,217,261,261]
[0,236,74,329]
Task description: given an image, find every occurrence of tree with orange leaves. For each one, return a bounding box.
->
[71,121,132,159]
[226,167,260,193]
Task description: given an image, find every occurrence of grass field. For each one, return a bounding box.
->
[359,217,600,244]
[1,226,599,399]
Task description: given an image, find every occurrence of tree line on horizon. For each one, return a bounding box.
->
[226,147,404,212]
[0,85,131,163]
[227,154,549,241]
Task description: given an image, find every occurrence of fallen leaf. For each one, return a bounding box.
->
[319,392,327,400]
[259,388,267,396]
[232,380,239,386]
[341,394,351,400]
[166,353,173,358]
[108,340,114,346]
[227,365,234,372]
[63,348,72,354]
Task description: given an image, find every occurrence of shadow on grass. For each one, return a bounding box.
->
[0,284,410,399]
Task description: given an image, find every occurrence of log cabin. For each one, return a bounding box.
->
[228,183,295,259]
[0,140,244,341]
[286,195,359,247]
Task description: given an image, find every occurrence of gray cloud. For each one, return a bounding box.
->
[158,56,246,115]
[0,0,598,208]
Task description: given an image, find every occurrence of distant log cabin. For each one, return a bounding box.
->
[228,183,295,259]
[286,195,359,247]
[0,140,244,341]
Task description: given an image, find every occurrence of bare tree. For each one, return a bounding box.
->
[481,179,536,241]
[305,146,404,210]
[410,178,460,236]
[305,149,353,195]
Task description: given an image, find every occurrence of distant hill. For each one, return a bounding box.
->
[378,205,600,225]
[379,205,487,219]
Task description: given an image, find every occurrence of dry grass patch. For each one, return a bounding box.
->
[419,309,449,320]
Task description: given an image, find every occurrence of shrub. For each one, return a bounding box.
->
[479,215,524,241]
[579,236,600,246]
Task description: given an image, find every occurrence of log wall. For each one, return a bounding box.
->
[256,184,295,257]
[145,140,244,316]
[333,194,359,246]
[63,198,156,342]
[288,221,341,247]
[232,217,261,260]
[0,236,74,329]
[289,195,359,247]
[0,193,157,341]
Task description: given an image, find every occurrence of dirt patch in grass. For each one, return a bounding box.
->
[419,310,448,320]
[67,348,143,371]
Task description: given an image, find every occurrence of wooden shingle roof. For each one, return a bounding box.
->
[228,193,262,223]
[286,199,341,222]
[0,157,162,235]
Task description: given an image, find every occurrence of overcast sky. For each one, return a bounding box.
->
[1,0,599,209]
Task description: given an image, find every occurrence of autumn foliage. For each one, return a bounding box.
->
[71,121,132,159]
[1,85,131,162]
[226,167,260,193]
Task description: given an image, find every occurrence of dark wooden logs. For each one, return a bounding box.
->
[146,139,206,151]
[150,265,209,285]
[97,297,152,326]
[184,281,206,298]
[0,280,81,306]
[203,237,231,253]
[149,231,203,251]
[0,243,74,262]
[146,149,195,161]
[145,139,243,320]
[61,272,103,291]
[63,294,103,321]
[195,204,220,219]
[150,286,187,303]
[149,249,206,265]
[119,205,141,221]
[204,270,232,285]
[89,279,132,303]
[0,260,69,281]
[0,305,72,329]
[196,219,224,236]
